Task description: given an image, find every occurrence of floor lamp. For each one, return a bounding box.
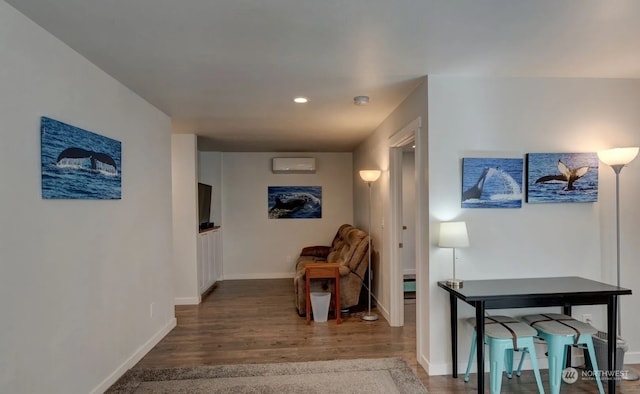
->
[359,169,381,321]
[598,146,639,380]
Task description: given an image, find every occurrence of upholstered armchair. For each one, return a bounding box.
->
[293,224,370,315]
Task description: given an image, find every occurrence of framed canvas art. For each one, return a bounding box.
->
[527,152,598,203]
[268,186,322,219]
[461,157,523,208]
[41,117,122,199]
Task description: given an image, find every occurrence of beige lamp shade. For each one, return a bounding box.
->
[359,170,381,183]
[598,147,639,166]
[439,221,470,248]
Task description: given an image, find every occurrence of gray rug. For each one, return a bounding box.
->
[107,358,427,393]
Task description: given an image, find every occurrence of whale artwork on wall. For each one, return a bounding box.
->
[527,152,598,203]
[461,157,523,208]
[41,116,122,199]
[268,186,321,219]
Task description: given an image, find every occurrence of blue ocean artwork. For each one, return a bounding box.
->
[527,152,598,203]
[41,117,122,199]
[461,158,523,208]
[268,186,322,219]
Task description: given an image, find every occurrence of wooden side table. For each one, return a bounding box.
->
[305,263,341,324]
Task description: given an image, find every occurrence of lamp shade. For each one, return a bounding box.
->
[598,147,639,166]
[439,221,469,248]
[359,169,381,183]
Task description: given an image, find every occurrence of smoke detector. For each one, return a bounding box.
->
[353,95,370,105]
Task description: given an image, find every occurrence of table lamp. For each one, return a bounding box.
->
[439,221,469,288]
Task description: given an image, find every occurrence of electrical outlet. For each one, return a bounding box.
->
[582,314,592,324]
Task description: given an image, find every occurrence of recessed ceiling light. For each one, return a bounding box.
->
[293,96,309,104]
[353,95,370,105]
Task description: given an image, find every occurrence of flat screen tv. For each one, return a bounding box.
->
[198,182,212,228]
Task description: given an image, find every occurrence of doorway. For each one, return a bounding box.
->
[401,146,417,303]
[388,117,424,329]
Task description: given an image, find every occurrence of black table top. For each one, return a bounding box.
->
[437,276,631,302]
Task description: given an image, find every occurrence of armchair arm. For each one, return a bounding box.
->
[300,245,331,258]
[338,265,351,276]
[339,265,365,282]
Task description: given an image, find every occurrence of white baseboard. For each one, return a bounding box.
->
[222,272,294,280]
[419,353,433,375]
[90,317,177,394]
[624,350,640,364]
[174,296,201,305]
[372,294,390,323]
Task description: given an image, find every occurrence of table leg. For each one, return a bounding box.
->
[449,293,458,378]
[563,305,572,368]
[334,271,341,324]
[475,301,485,394]
[305,274,311,325]
[607,296,618,394]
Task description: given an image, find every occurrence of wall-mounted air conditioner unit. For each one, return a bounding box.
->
[272,157,316,174]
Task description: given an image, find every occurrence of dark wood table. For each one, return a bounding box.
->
[438,276,631,394]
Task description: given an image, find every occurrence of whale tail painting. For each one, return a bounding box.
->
[41,116,121,199]
[461,158,523,208]
[526,153,598,203]
[535,160,588,191]
[462,167,492,201]
[56,147,118,174]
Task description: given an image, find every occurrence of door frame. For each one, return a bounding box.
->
[388,117,423,328]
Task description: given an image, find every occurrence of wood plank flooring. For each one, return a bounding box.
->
[134,278,640,393]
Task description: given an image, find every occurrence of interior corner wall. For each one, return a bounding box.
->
[0,2,175,393]
[220,152,353,279]
[352,78,429,320]
[427,76,640,374]
[171,134,199,304]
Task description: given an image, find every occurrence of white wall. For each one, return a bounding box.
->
[427,76,640,374]
[221,152,353,279]
[0,2,176,393]
[353,79,429,320]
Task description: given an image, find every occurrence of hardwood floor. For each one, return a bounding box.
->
[134,279,640,393]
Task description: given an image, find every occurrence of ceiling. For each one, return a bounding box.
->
[7,1,640,152]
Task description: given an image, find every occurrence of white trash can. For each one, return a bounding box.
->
[310,292,331,323]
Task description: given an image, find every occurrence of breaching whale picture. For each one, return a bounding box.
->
[461,158,523,208]
[527,152,598,203]
[268,186,322,219]
[41,116,122,199]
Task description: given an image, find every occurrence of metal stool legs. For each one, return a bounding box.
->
[464,331,545,394]
[537,331,604,394]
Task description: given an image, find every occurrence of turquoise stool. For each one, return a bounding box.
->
[522,313,604,394]
[464,315,545,394]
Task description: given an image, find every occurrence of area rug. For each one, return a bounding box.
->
[107,358,427,393]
